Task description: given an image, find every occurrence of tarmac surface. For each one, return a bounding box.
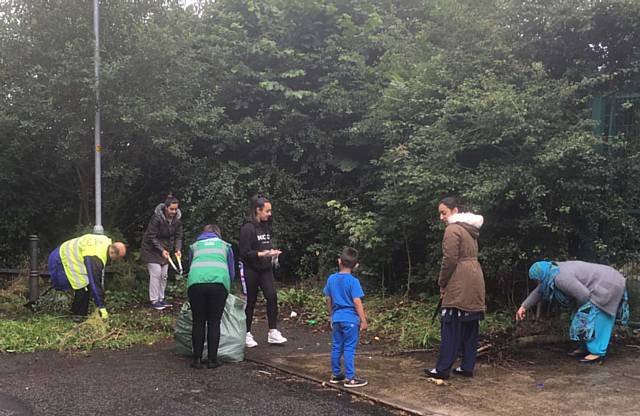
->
[0,341,397,416]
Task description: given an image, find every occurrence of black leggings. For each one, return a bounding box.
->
[244,267,278,331]
[188,283,228,362]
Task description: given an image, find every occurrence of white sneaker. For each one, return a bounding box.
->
[245,332,258,348]
[267,329,287,344]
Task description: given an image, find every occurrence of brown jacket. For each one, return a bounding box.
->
[438,213,486,312]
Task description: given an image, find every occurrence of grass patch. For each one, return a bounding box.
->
[0,315,75,353]
[0,310,174,353]
[1,272,515,354]
[0,274,177,354]
[279,286,329,324]
[278,284,514,351]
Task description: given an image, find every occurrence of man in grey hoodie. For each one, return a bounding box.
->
[140,195,183,310]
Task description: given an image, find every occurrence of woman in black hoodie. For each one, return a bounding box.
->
[239,195,287,347]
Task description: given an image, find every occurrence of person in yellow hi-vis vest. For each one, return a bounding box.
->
[47,234,126,319]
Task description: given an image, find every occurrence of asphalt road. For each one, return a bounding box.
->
[0,341,396,416]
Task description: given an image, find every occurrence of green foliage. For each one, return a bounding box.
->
[1,0,639,308]
[366,296,441,349]
[277,285,513,349]
[278,286,329,323]
[0,316,76,353]
[0,272,175,353]
[0,306,173,353]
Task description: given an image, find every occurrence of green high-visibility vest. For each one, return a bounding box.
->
[187,238,231,291]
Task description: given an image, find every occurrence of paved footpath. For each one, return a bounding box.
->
[248,318,640,416]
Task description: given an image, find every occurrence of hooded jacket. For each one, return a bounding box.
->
[238,219,273,271]
[438,212,486,312]
[140,203,183,265]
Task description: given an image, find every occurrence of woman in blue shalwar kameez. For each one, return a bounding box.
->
[516,261,629,363]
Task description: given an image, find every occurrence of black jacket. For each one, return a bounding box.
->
[239,220,273,271]
[84,256,106,308]
[140,204,183,264]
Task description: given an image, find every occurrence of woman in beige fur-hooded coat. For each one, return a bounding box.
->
[439,209,485,313]
[425,197,486,380]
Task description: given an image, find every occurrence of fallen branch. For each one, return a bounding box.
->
[476,344,493,354]
[514,335,564,346]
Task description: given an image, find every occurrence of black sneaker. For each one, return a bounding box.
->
[453,367,473,377]
[190,358,203,369]
[344,378,368,388]
[207,360,221,369]
[329,374,345,384]
[424,368,449,380]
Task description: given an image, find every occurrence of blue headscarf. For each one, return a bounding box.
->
[529,261,570,308]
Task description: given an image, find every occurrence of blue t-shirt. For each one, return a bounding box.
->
[323,272,365,324]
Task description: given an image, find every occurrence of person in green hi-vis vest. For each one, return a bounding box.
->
[186,224,235,369]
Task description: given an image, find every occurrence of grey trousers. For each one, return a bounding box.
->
[148,263,169,303]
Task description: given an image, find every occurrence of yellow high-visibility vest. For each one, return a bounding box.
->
[59,234,112,289]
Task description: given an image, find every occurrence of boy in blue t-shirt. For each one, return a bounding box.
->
[323,247,368,388]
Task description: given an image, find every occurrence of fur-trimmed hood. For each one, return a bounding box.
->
[447,212,483,239]
[141,203,183,264]
[154,203,182,223]
[439,211,486,312]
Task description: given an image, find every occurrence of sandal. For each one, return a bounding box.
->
[579,354,605,364]
[567,348,587,358]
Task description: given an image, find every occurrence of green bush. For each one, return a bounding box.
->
[278,285,514,350]
[278,286,329,323]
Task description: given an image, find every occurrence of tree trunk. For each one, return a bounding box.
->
[403,224,412,300]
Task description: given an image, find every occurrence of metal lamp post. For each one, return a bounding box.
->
[93,0,103,234]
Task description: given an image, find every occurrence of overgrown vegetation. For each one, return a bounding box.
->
[0,274,176,353]
[0,312,174,353]
[278,285,514,350]
[1,0,640,306]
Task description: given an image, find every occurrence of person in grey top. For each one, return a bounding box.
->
[516,261,628,363]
